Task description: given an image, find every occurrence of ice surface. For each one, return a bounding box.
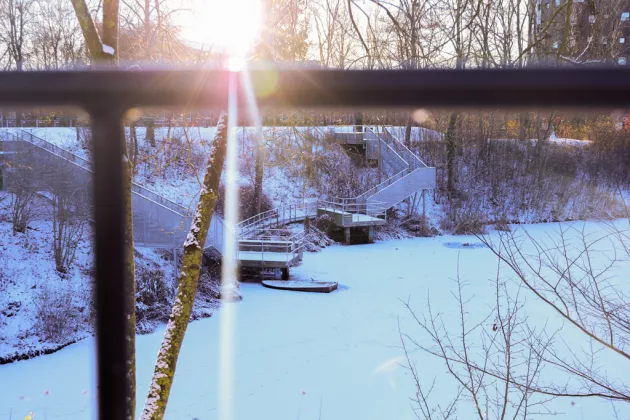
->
[1,221,628,419]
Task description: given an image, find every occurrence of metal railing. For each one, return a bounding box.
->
[318,198,387,216]
[238,230,306,266]
[357,168,410,200]
[382,126,428,168]
[237,200,319,237]
[354,126,433,201]
[10,129,192,217]
[3,128,231,251]
[369,126,427,169]
[1,68,627,420]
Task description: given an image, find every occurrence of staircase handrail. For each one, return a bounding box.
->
[318,199,387,216]
[236,200,319,237]
[6,128,231,252]
[357,168,410,199]
[382,126,428,169]
[14,129,191,217]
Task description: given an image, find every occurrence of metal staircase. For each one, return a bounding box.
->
[360,126,436,210]
[329,125,436,213]
[0,124,436,275]
[234,125,435,239]
[0,129,229,254]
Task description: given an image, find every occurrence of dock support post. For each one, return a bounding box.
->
[344,227,351,244]
[369,226,374,242]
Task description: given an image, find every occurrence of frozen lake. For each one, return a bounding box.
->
[1,221,628,419]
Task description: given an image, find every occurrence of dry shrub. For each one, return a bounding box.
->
[494,217,512,232]
[313,214,336,237]
[215,185,273,221]
[35,283,83,343]
[400,215,437,237]
[303,225,333,251]
[135,260,171,333]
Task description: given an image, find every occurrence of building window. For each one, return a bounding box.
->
[619,57,628,65]
[621,37,626,44]
[589,15,596,24]
[602,36,607,44]
[622,12,630,22]
[555,0,560,6]
[553,41,559,49]
[546,2,550,9]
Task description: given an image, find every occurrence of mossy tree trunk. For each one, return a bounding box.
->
[140,113,229,419]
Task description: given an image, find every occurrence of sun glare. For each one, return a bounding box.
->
[188,0,262,58]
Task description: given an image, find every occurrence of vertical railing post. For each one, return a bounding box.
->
[90,108,128,420]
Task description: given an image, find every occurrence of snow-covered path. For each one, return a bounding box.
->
[1,222,629,419]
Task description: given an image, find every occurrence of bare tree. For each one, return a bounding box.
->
[402,259,559,418]
[9,171,36,234]
[311,0,357,68]
[7,147,37,234]
[0,0,34,70]
[43,161,89,273]
[141,113,229,419]
[31,0,86,69]
[476,222,630,402]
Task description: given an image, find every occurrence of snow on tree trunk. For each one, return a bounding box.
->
[140,113,229,419]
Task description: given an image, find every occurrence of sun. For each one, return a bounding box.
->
[185,0,262,58]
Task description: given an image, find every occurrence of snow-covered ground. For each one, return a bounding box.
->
[0,195,177,362]
[1,220,628,419]
[18,126,309,209]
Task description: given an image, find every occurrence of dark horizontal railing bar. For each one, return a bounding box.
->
[0,68,629,108]
[8,67,628,420]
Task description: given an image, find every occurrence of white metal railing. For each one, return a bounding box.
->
[357,168,409,200]
[238,230,306,266]
[380,126,428,169]
[13,129,192,217]
[318,198,387,216]
[236,200,319,238]
[3,128,230,252]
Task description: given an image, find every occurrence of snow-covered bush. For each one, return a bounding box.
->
[35,282,83,343]
[8,171,37,234]
[135,258,172,333]
[313,214,335,237]
[316,144,377,199]
[399,215,437,237]
[215,185,274,221]
[303,225,333,251]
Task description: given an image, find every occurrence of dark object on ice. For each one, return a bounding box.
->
[262,280,338,293]
[444,242,487,249]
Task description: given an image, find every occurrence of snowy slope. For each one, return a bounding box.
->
[1,220,628,419]
[0,192,179,362]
